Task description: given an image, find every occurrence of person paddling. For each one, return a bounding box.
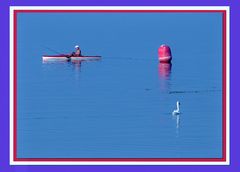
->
[70,45,82,57]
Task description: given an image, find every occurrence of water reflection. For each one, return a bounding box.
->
[158,63,172,78]
[71,60,82,72]
[172,114,180,136]
[42,60,82,71]
[158,63,172,92]
[42,61,69,64]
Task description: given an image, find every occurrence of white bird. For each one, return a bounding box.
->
[172,101,180,115]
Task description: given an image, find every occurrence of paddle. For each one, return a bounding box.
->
[43,46,71,59]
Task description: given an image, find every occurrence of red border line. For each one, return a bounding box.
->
[15,158,223,162]
[13,9,227,162]
[222,10,227,162]
[13,10,18,162]
[14,9,226,13]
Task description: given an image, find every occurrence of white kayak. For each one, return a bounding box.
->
[42,54,101,62]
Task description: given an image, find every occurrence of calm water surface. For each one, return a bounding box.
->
[17,12,222,158]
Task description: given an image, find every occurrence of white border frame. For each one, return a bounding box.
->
[9,6,230,165]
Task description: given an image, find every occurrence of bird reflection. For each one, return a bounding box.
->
[172,114,180,136]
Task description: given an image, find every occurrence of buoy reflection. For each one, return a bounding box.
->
[158,63,172,78]
[158,63,172,92]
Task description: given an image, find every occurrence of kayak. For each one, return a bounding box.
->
[42,54,101,62]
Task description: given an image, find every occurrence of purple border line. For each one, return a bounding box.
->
[0,0,239,172]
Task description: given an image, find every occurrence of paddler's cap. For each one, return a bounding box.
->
[75,45,79,48]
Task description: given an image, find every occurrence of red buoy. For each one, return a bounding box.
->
[158,44,172,63]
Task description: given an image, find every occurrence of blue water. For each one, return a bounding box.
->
[17,12,222,158]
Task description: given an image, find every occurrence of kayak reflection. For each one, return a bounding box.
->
[72,60,82,71]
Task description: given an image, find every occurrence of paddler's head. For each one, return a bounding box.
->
[75,45,80,49]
